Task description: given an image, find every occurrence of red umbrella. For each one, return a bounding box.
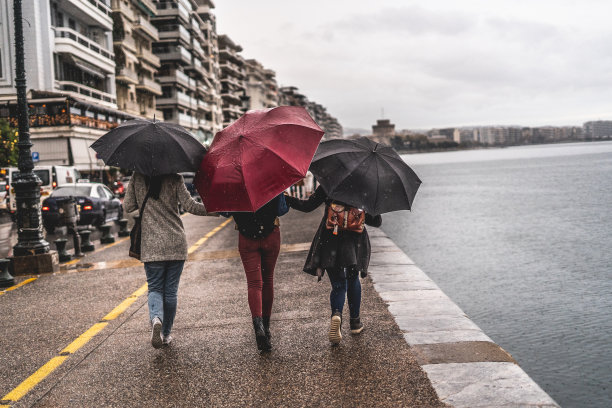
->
[196,106,324,212]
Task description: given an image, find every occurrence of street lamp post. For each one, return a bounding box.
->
[12,0,50,257]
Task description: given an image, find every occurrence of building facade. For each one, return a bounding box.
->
[217,34,245,127]
[244,59,277,110]
[152,0,223,144]
[0,0,137,173]
[112,0,162,119]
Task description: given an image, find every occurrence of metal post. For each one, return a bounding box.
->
[12,0,49,256]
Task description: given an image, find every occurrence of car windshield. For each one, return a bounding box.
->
[52,186,92,197]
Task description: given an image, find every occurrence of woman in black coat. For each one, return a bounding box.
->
[285,186,382,344]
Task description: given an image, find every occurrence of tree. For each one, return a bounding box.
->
[0,119,19,167]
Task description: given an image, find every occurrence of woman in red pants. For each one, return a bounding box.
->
[223,193,288,352]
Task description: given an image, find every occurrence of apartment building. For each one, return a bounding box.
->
[278,86,343,138]
[218,34,246,127]
[244,59,278,109]
[0,0,138,172]
[583,120,612,140]
[111,0,162,119]
[152,0,222,143]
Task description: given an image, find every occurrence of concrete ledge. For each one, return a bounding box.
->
[423,362,559,408]
[368,227,559,408]
[411,341,516,365]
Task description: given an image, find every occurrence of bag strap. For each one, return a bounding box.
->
[139,186,151,219]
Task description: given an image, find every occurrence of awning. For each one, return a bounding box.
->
[67,55,106,78]
[69,138,101,171]
[30,138,71,165]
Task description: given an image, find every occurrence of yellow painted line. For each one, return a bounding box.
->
[102,284,148,321]
[188,218,232,254]
[61,322,109,355]
[0,277,37,296]
[0,219,229,405]
[2,355,69,403]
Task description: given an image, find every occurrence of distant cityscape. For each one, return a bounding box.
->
[348,119,612,151]
[0,0,342,175]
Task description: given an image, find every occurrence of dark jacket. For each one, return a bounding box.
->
[286,186,382,278]
[225,195,285,239]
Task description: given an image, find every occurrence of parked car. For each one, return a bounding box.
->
[41,182,122,233]
[0,180,8,212]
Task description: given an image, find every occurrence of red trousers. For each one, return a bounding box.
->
[238,227,280,318]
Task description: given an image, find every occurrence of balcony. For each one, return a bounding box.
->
[134,16,159,41]
[156,91,194,109]
[178,112,196,129]
[120,100,140,115]
[135,0,156,16]
[116,67,139,84]
[137,48,161,68]
[111,0,135,22]
[54,27,115,74]
[220,61,244,78]
[114,35,137,53]
[65,0,113,29]
[156,1,190,23]
[136,77,162,95]
[156,45,191,65]
[158,24,191,44]
[56,80,117,109]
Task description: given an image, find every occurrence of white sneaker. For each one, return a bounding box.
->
[151,317,163,349]
[329,313,342,345]
[162,334,173,346]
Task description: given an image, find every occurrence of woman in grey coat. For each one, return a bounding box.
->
[124,172,210,348]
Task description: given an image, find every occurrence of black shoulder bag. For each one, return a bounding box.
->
[129,188,151,260]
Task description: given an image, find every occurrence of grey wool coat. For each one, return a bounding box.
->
[123,172,209,262]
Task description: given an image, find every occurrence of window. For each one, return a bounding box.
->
[0,49,3,79]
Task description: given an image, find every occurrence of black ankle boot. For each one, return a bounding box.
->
[262,316,271,341]
[350,317,364,334]
[252,317,272,351]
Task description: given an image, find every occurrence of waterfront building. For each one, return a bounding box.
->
[0,0,137,173]
[152,0,223,144]
[218,34,246,127]
[372,119,395,140]
[278,86,342,139]
[111,0,162,119]
[244,59,278,109]
[583,120,612,140]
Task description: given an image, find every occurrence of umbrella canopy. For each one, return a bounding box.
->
[90,119,207,176]
[309,137,421,215]
[196,106,324,212]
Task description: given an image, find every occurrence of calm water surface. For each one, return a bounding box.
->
[383,141,612,408]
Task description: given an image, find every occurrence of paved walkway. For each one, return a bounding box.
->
[0,209,444,407]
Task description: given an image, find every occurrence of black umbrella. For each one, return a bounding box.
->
[90,119,206,176]
[309,137,421,215]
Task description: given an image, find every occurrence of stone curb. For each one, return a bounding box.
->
[368,227,560,408]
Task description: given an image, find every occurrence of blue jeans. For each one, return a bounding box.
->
[144,260,185,337]
[328,267,361,319]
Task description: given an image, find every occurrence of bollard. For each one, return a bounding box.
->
[118,219,129,237]
[79,229,95,252]
[99,224,115,244]
[54,238,72,263]
[0,258,15,288]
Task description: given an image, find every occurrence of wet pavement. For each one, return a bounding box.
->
[0,210,444,407]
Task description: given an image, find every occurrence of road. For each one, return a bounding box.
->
[0,209,443,407]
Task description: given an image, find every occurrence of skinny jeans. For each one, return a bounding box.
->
[238,227,281,318]
[327,267,361,319]
[144,260,184,337]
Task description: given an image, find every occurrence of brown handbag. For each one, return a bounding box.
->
[325,203,365,235]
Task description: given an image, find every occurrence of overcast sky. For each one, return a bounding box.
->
[215,0,612,131]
